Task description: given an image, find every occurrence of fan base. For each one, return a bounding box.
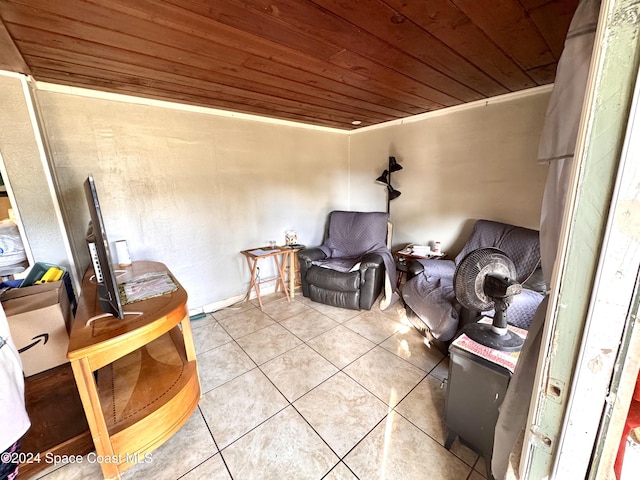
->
[463,322,524,352]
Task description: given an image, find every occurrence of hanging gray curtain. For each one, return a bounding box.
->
[491,0,601,478]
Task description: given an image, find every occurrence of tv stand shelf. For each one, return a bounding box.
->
[68,261,200,480]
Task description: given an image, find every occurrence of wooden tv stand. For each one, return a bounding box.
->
[67,261,200,480]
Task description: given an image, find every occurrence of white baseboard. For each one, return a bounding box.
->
[188,284,280,317]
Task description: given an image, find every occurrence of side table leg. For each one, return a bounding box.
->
[288,250,295,299]
[245,256,263,310]
[273,253,290,302]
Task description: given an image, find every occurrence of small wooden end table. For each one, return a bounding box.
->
[240,246,291,310]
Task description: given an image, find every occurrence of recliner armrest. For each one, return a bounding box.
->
[297,247,327,264]
[406,259,425,276]
[359,252,385,309]
[412,259,456,282]
[359,252,384,272]
[298,247,328,298]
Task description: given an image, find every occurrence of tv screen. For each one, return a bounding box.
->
[84,174,125,320]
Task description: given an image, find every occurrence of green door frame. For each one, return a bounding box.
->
[522,0,640,478]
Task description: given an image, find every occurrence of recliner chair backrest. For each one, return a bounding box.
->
[455,219,541,284]
[323,211,389,258]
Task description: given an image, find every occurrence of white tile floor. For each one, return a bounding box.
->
[34,292,489,480]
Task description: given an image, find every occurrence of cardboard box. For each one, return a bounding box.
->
[2,279,73,377]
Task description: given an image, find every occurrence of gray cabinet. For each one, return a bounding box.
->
[444,343,513,477]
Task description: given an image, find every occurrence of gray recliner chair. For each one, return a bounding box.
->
[298,211,395,311]
[402,219,545,342]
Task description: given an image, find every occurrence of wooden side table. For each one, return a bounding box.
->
[240,246,291,309]
[67,261,200,480]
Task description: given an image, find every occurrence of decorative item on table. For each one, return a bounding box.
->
[375,156,403,213]
[285,230,298,246]
[119,271,178,304]
[115,239,132,267]
[433,241,441,254]
[411,244,433,256]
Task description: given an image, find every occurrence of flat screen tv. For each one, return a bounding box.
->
[84,174,125,320]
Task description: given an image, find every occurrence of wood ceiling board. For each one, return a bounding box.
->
[327,49,461,107]
[261,48,451,111]
[23,51,391,126]
[4,0,416,122]
[310,0,510,97]
[519,0,568,11]
[0,0,580,128]
[1,0,253,67]
[241,56,424,116]
[15,35,409,124]
[31,67,358,130]
[100,0,344,62]
[203,0,485,102]
[382,0,538,90]
[0,16,29,73]
[527,0,579,58]
[91,0,445,113]
[6,15,412,121]
[526,62,559,85]
[451,0,558,70]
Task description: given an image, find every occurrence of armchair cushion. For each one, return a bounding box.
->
[306,267,360,292]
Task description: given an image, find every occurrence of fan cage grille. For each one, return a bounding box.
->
[454,247,517,311]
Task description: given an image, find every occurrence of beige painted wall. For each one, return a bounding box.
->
[350,89,551,256]
[35,89,348,309]
[0,71,550,311]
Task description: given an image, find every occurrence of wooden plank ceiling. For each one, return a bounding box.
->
[0,0,579,130]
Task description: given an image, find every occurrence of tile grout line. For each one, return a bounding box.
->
[191,294,476,479]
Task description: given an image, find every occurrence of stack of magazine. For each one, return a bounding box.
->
[119,271,178,304]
